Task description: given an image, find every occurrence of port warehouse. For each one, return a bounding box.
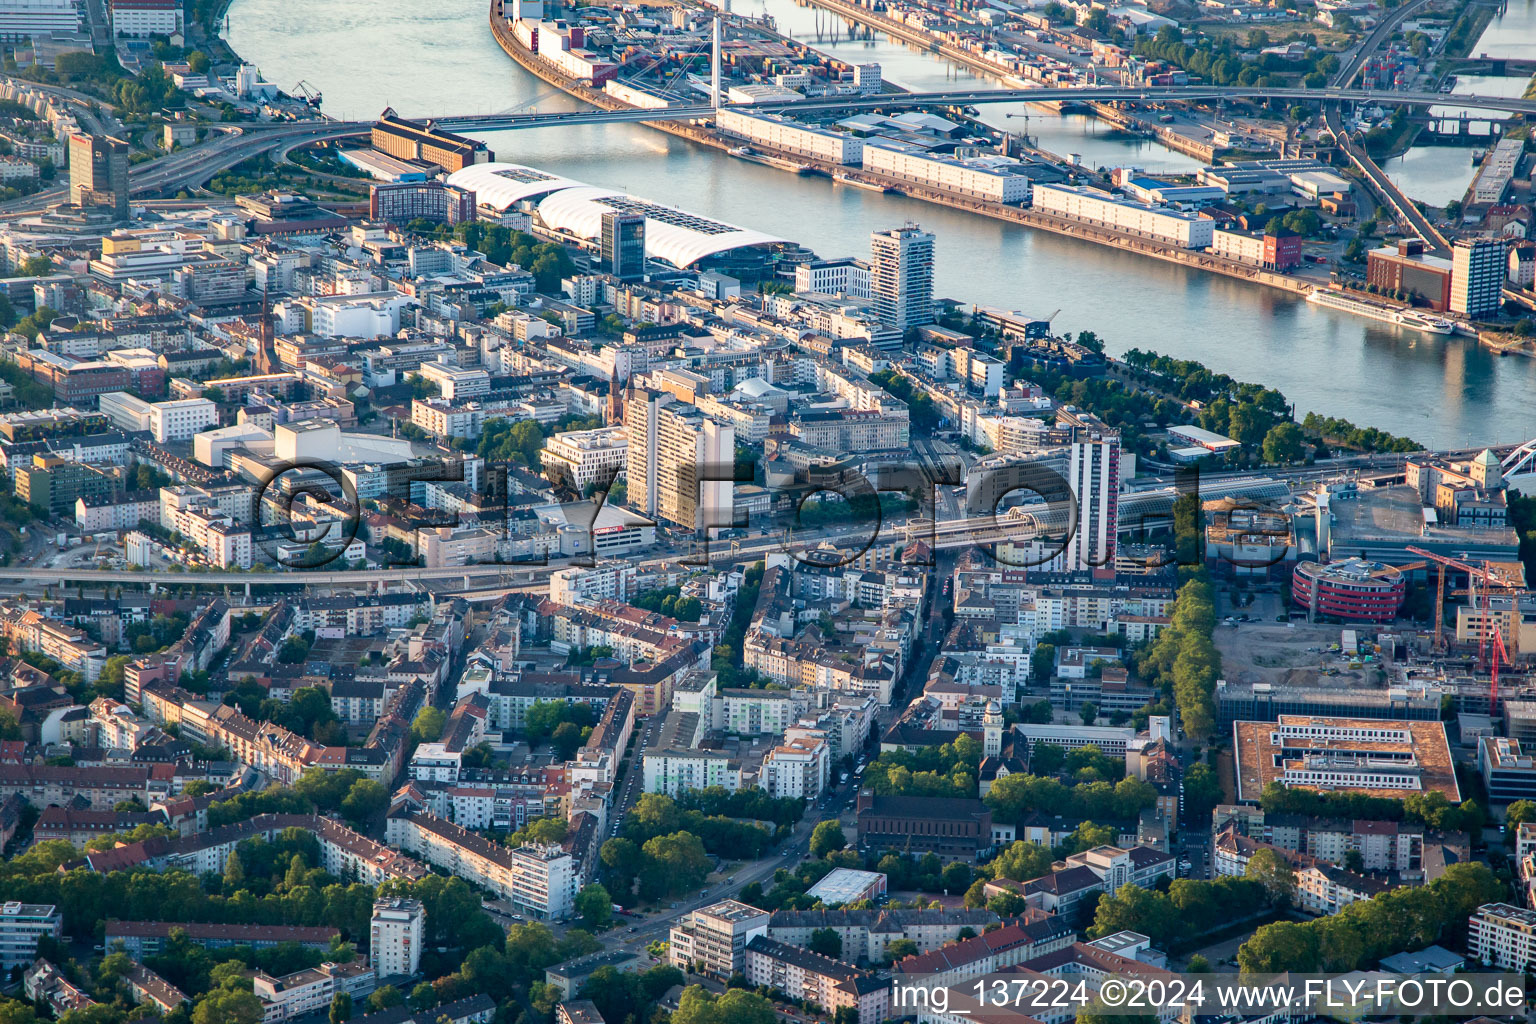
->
[1030,183,1213,249]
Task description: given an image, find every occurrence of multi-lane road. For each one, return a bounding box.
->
[0,115,367,214]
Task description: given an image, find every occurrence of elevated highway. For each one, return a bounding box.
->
[425,85,1536,132]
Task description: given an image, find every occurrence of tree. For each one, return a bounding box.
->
[1187,954,1211,973]
[575,883,614,930]
[368,987,403,1012]
[411,707,446,743]
[1239,920,1320,973]
[991,840,1054,882]
[808,927,842,958]
[1262,422,1305,464]
[1181,763,1222,824]
[941,861,972,894]
[551,720,586,760]
[810,820,847,858]
[340,779,388,826]
[223,849,244,889]
[329,993,352,1024]
[1507,800,1536,831]
[1079,701,1099,726]
[193,990,263,1024]
[883,939,919,963]
[1245,847,1295,907]
[1030,742,1066,777]
[988,891,1027,916]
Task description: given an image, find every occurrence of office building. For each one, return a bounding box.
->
[1053,436,1120,573]
[1367,238,1453,310]
[148,397,217,443]
[1290,558,1405,623]
[1469,903,1536,971]
[370,897,424,978]
[668,900,769,979]
[1480,736,1536,804]
[68,134,130,221]
[600,211,646,281]
[369,180,477,226]
[626,391,733,532]
[870,225,934,331]
[1451,236,1508,319]
[0,903,61,969]
[1232,715,1459,803]
[541,425,627,491]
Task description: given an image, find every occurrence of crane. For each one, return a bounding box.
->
[1489,625,1512,714]
[292,81,323,107]
[1405,545,1522,679]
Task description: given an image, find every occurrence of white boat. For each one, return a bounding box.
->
[1306,288,1453,335]
[1394,309,1454,335]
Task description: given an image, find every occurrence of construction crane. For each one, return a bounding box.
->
[1405,545,1522,667]
[1491,625,1512,715]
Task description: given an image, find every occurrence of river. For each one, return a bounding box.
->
[223,0,1536,449]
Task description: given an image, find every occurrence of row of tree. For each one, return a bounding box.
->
[1133,576,1219,738]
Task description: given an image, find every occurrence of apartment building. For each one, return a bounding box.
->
[253,961,377,1023]
[744,937,888,1024]
[766,909,998,963]
[626,390,733,532]
[81,814,429,889]
[386,811,576,919]
[0,764,154,810]
[104,921,340,960]
[668,900,769,979]
[370,898,425,979]
[1469,902,1536,970]
[760,736,830,800]
[890,916,1075,984]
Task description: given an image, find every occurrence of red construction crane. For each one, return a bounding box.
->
[1492,625,1512,715]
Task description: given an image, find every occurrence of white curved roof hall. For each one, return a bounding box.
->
[445,162,591,212]
[535,185,786,269]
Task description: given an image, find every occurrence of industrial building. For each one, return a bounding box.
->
[863,142,1030,203]
[716,109,864,165]
[371,109,492,173]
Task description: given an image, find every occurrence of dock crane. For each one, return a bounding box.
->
[292,81,323,107]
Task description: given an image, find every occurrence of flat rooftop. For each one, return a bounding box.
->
[1232,714,1458,803]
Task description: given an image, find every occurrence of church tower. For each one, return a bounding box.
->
[983,699,1003,759]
